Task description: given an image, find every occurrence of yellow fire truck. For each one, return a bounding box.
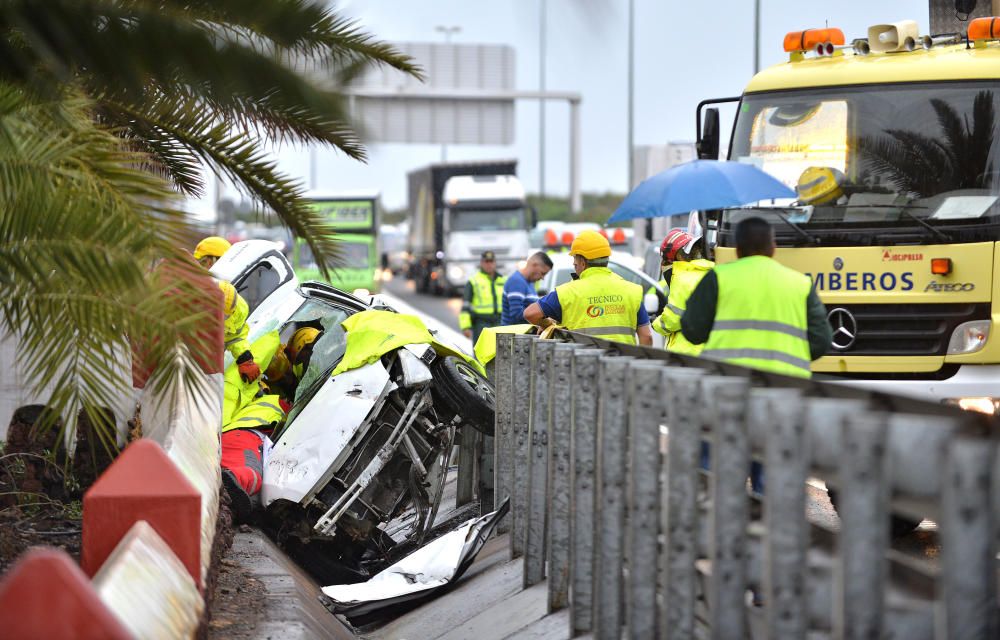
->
[701,17,1000,413]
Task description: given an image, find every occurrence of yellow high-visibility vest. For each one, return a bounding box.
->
[653,259,714,356]
[460,270,505,330]
[702,255,812,378]
[555,267,642,345]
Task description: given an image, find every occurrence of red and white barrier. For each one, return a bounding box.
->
[93,521,203,638]
[0,269,225,638]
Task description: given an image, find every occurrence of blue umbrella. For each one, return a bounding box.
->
[608,159,796,223]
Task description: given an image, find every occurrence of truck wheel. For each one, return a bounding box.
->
[825,487,921,539]
[431,356,495,435]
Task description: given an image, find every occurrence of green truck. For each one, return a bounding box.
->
[292,192,381,293]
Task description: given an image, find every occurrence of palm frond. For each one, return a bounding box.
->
[0,82,215,449]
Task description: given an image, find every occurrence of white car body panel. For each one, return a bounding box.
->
[398,345,433,388]
[261,361,392,507]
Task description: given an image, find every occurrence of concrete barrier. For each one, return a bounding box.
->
[0,548,132,640]
[82,439,203,588]
[0,283,225,638]
[93,521,203,638]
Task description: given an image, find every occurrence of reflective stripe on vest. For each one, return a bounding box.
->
[223,394,285,433]
[556,267,642,345]
[711,319,806,340]
[702,255,812,378]
[575,325,635,336]
[656,259,713,356]
[467,271,504,317]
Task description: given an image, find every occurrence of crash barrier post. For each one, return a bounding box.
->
[593,355,632,638]
[479,434,495,515]
[491,332,999,639]
[524,339,556,587]
[456,426,478,506]
[569,348,601,635]
[547,343,577,611]
[494,333,515,534]
[509,334,534,558]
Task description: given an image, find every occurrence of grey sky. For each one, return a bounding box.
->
[200,0,932,214]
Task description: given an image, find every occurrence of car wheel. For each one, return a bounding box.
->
[825,487,921,539]
[431,356,495,435]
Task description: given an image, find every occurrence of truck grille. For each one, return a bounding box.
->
[826,303,991,356]
[469,247,510,256]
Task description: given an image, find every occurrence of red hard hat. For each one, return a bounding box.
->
[660,229,695,263]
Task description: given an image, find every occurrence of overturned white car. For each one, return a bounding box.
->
[212,241,495,580]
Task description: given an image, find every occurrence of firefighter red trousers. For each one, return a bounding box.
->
[221,429,266,495]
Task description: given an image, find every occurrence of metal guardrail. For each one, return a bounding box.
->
[492,331,999,639]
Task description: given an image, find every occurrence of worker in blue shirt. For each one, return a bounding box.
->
[524,231,653,346]
[501,251,553,325]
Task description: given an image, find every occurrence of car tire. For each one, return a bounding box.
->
[431,356,495,435]
[825,487,921,539]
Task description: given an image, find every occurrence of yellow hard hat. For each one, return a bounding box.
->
[796,167,844,205]
[193,236,232,261]
[568,230,612,260]
[288,327,320,361]
[266,347,290,381]
[217,280,237,317]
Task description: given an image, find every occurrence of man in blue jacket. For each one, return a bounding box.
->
[501,251,553,325]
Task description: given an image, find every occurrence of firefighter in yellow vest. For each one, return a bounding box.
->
[195,237,260,385]
[220,328,286,523]
[652,229,715,355]
[460,251,506,345]
[524,231,653,346]
[680,216,831,377]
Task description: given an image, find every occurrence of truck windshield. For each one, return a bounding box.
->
[724,83,1000,244]
[450,207,526,232]
[298,240,371,269]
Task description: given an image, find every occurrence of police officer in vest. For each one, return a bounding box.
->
[681,216,831,377]
[524,230,653,346]
[460,251,505,345]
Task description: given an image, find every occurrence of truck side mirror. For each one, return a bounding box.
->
[529,205,539,228]
[698,107,720,160]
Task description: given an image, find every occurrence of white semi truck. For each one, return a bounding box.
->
[407,161,534,295]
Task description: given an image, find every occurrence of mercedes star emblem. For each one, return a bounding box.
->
[827,307,857,350]
[833,257,844,271]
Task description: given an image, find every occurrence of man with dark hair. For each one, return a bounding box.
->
[733,216,775,257]
[681,216,831,378]
[501,251,553,325]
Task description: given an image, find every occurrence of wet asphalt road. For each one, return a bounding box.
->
[383,275,465,332]
[384,273,940,567]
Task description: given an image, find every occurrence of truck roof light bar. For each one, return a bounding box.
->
[968,17,1000,44]
[783,28,846,61]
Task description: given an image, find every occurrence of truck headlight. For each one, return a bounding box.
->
[947,320,991,355]
[943,397,1000,415]
[447,264,466,282]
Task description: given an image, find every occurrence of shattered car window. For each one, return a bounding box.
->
[279,299,352,423]
[294,312,350,403]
